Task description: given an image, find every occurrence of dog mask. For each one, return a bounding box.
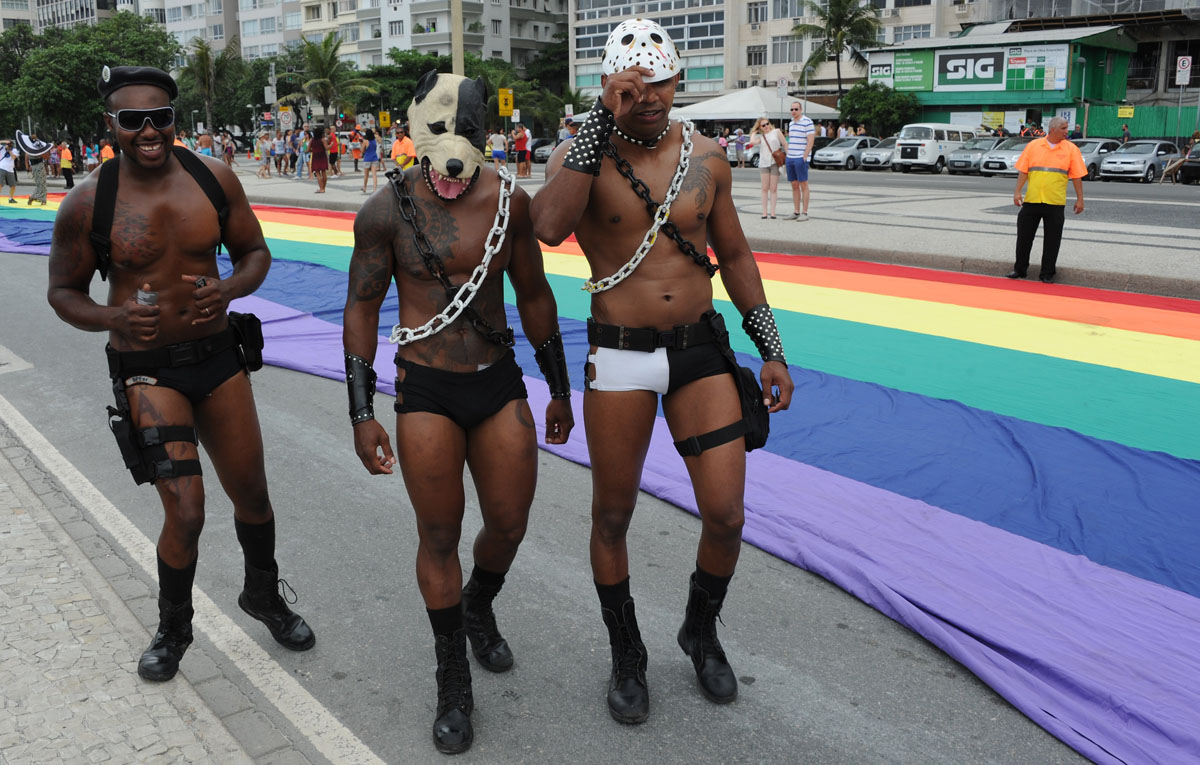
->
[408,70,488,201]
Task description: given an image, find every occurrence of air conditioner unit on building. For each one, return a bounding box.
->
[881,8,898,17]
[791,63,804,72]
[955,2,970,13]
[749,67,760,76]
[750,23,760,31]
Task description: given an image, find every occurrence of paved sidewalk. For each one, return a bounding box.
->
[0,426,252,765]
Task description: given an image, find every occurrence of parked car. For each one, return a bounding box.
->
[947,136,1007,175]
[530,138,553,163]
[1072,138,1121,181]
[1099,140,1180,183]
[979,136,1036,177]
[859,136,896,170]
[893,122,980,173]
[1178,143,1200,184]
[811,136,880,170]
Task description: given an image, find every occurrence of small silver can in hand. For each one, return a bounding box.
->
[136,289,158,306]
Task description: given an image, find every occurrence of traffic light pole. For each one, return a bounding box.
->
[451,0,464,75]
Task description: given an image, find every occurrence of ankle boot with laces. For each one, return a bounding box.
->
[138,596,194,681]
[432,628,474,754]
[601,599,649,724]
[238,561,315,651]
[677,574,737,703]
[461,575,513,672]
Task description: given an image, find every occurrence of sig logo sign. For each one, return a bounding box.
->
[935,49,1006,91]
[869,63,893,79]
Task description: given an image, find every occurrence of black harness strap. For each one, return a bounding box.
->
[89,147,230,281]
[674,420,749,458]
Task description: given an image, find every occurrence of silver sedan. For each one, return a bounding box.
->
[1071,138,1121,181]
[811,136,880,170]
[1100,140,1181,183]
[979,137,1036,177]
[859,137,897,171]
[947,136,1007,175]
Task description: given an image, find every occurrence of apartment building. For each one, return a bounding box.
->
[3,0,34,30]
[34,0,116,30]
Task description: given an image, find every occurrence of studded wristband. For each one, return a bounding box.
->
[562,99,614,176]
[534,330,571,400]
[344,353,377,425]
[742,304,786,365]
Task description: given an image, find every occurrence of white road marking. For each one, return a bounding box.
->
[0,344,32,376]
[0,392,383,765]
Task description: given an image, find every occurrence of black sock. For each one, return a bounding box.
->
[595,577,632,614]
[469,565,506,589]
[427,604,464,638]
[693,564,732,602]
[234,517,275,571]
[157,553,197,605]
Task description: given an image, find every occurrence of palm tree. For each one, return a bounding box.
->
[298,32,379,127]
[792,0,882,98]
[181,35,240,133]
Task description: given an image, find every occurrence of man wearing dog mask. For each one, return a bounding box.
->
[342,69,573,754]
[532,19,794,724]
[47,66,315,683]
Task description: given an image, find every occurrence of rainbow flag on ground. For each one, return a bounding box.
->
[7,198,1200,764]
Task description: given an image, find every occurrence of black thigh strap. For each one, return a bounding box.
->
[674,419,748,458]
[139,425,202,480]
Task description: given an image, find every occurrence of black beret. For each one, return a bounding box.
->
[97,65,178,100]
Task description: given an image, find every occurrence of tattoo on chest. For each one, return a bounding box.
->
[396,194,460,278]
[678,151,723,209]
[110,202,160,268]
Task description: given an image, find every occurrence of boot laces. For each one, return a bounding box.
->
[276,577,298,605]
[614,624,645,680]
[698,599,726,655]
[467,599,500,639]
[437,648,471,709]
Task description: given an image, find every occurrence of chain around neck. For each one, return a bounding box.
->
[614,120,673,149]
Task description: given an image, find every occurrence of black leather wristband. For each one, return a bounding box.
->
[534,331,571,400]
[344,352,377,424]
[562,99,614,176]
[742,304,786,364]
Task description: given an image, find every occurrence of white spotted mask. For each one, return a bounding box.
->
[408,70,488,201]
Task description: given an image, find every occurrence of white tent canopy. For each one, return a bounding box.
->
[671,87,839,122]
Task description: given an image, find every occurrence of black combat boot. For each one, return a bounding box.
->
[601,599,649,724]
[677,574,738,703]
[461,574,513,673]
[138,596,194,681]
[238,561,315,651]
[432,628,474,754]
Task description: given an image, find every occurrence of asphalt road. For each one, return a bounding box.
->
[2,249,1087,764]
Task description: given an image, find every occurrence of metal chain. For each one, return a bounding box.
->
[388,167,516,346]
[583,120,701,294]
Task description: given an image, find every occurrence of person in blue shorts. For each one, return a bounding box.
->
[784,101,814,221]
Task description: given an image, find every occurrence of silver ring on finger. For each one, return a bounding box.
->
[202,307,210,316]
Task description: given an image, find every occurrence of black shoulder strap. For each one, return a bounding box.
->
[89,157,122,281]
[172,146,229,251]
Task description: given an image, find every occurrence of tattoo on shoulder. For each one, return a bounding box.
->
[349,198,398,304]
[49,188,97,278]
[679,158,716,208]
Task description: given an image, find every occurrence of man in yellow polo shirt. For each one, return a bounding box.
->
[1006,116,1086,284]
[389,124,415,170]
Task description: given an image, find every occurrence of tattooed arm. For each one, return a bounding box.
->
[705,149,793,412]
[47,183,161,343]
[506,188,573,444]
[190,157,272,325]
[343,191,398,473]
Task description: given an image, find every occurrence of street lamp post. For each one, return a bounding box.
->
[1075,56,1087,138]
[247,104,256,134]
[803,65,815,111]
[191,109,198,133]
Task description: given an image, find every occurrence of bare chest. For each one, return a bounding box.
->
[390,189,511,285]
[109,195,220,274]
[581,153,716,249]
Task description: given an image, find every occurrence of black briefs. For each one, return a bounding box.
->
[107,328,245,404]
[393,350,528,430]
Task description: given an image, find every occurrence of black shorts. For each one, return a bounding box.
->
[107,329,245,404]
[394,351,528,430]
[331,153,340,163]
[515,150,528,162]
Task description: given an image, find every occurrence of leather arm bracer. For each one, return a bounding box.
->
[742,304,786,365]
[534,331,571,400]
[345,353,377,425]
[562,99,614,176]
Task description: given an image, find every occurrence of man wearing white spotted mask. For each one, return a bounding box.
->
[532,18,793,725]
[342,69,573,755]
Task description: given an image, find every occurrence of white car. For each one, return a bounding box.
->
[947,136,1007,175]
[1099,140,1181,183]
[859,137,897,171]
[979,137,1037,177]
[1073,138,1121,181]
[811,136,880,170]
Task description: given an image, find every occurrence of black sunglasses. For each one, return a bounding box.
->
[107,106,175,132]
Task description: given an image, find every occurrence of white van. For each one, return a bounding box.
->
[893,123,980,174]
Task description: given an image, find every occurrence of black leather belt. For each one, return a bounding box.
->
[587,316,718,353]
[107,326,238,377]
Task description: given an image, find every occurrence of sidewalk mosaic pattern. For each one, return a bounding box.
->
[5,196,1200,764]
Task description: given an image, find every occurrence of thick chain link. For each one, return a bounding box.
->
[388,168,516,346]
[583,120,699,293]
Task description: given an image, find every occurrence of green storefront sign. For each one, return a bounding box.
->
[894,50,933,92]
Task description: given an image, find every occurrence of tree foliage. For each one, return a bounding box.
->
[792,0,882,97]
[179,36,241,134]
[3,12,179,139]
[837,81,919,137]
[289,32,378,127]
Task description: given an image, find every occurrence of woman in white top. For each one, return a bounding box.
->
[749,116,785,219]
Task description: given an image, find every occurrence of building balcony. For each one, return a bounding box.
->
[358,35,381,49]
[509,34,541,49]
[357,4,379,16]
[411,0,481,14]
